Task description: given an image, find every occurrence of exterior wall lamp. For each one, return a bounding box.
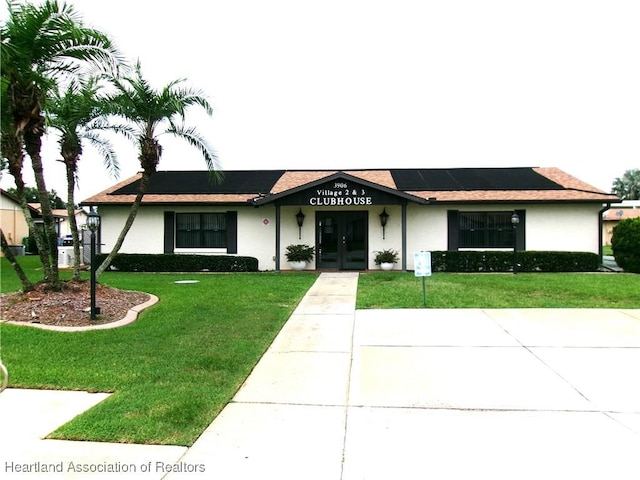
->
[511,211,520,274]
[379,208,389,239]
[296,208,305,239]
[87,207,101,319]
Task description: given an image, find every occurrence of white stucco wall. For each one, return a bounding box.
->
[99,206,165,254]
[403,203,602,270]
[98,205,279,270]
[98,201,603,271]
[367,205,403,270]
[525,204,600,252]
[405,205,449,270]
[239,206,277,270]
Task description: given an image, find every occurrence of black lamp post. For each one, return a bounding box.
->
[379,208,389,239]
[86,208,101,319]
[511,211,520,274]
[296,208,305,239]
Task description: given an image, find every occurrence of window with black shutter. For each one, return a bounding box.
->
[176,213,227,248]
[458,212,515,248]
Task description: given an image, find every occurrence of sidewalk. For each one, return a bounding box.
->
[0,389,186,479]
[2,272,640,479]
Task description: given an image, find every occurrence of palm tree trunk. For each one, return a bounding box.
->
[1,228,33,292]
[95,173,150,279]
[2,132,52,281]
[64,156,82,281]
[24,121,61,290]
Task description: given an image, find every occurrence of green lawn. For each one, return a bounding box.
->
[357,271,640,309]
[2,257,639,446]
[1,257,317,446]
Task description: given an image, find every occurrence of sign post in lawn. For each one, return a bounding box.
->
[414,251,432,306]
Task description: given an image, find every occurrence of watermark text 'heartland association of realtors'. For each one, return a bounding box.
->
[4,460,205,474]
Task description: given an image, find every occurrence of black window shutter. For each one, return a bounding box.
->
[226,211,238,254]
[164,211,175,253]
[447,210,459,250]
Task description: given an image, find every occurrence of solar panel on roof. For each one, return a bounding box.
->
[111,171,285,195]
[390,168,563,191]
[110,168,566,196]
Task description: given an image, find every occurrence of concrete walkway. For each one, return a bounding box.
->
[2,272,640,479]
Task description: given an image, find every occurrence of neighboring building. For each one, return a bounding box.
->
[0,189,40,255]
[602,200,640,246]
[28,204,88,239]
[54,208,88,238]
[1,189,89,257]
[81,167,619,271]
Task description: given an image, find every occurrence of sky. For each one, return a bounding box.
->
[1,0,639,202]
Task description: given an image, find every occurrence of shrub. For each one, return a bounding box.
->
[374,249,399,265]
[611,217,640,273]
[95,254,259,272]
[429,251,599,273]
[284,244,315,262]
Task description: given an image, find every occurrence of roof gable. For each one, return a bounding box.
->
[252,171,426,206]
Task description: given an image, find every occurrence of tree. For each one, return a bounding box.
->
[611,169,640,200]
[1,228,33,292]
[1,0,120,290]
[47,78,121,280]
[611,217,640,273]
[6,186,66,209]
[95,62,218,278]
[1,82,53,284]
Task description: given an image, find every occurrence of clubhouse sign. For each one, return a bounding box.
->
[280,180,405,206]
[310,182,374,206]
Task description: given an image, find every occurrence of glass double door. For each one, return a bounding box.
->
[316,211,368,270]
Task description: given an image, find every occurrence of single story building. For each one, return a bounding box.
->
[602,200,640,246]
[0,189,41,256]
[82,167,619,271]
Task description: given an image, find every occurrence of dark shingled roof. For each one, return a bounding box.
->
[82,167,618,206]
[112,170,286,195]
[111,168,563,195]
[389,168,563,191]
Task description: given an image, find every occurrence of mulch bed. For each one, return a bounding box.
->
[0,281,150,327]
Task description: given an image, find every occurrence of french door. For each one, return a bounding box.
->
[316,211,368,270]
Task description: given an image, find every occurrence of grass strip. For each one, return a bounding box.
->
[357,271,640,309]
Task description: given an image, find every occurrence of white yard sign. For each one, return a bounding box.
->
[414,251,432,277]
[414,251,432,306]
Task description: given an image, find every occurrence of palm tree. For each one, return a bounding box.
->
[95,62,218,278]
[47,78,122,281]
[612,169,640,200]
[0,0,121,290]
[1,81,51,286]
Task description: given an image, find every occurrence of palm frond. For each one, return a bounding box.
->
[81,131,120,179]
[165,124,219,174]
